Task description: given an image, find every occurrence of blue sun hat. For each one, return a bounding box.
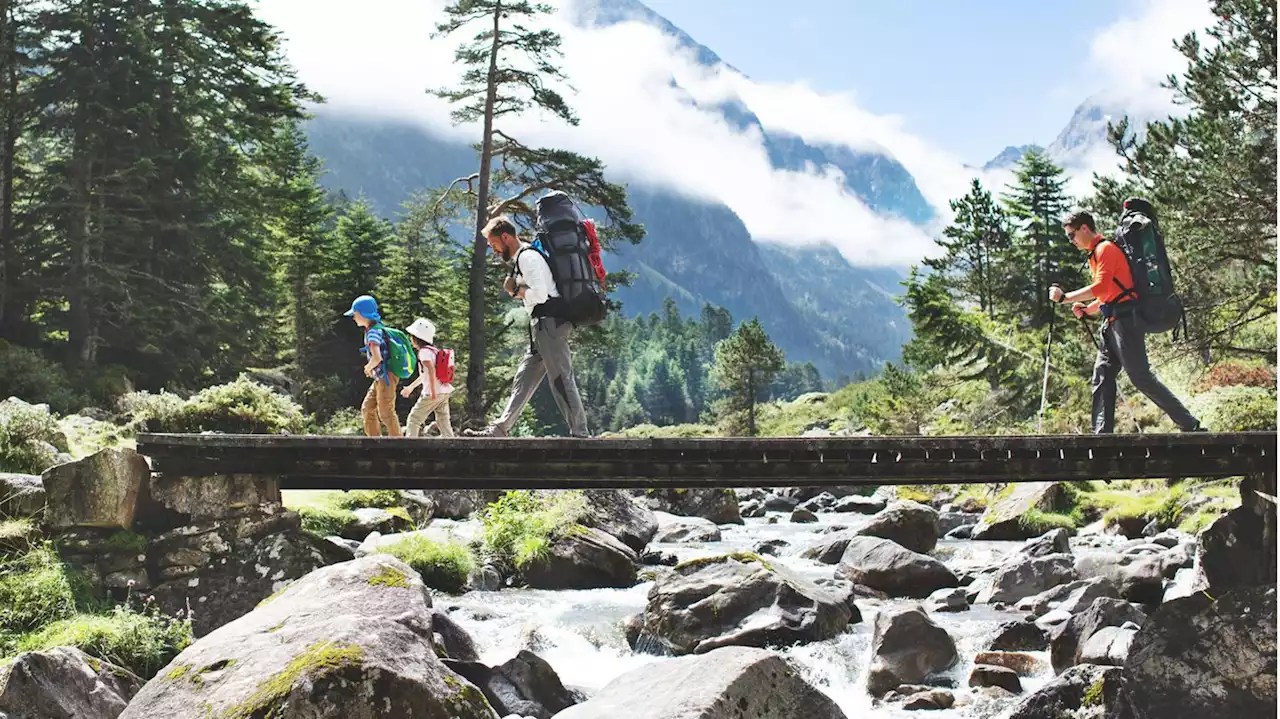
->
[344,294,381,322]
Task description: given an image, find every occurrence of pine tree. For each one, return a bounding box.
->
[1001,149,1078,327]
[0,0,38,343]
[330,198,392,309]
[925,178,1012,319]
[1110,0,1276,358]
[712,318,785,436]
[431,0,644,422]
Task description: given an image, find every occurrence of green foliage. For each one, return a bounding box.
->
[1017,510,1078,534]
[331,490,403,511]
[1000,148,1079,328]
[478,490,589,571]
[850,363,942,436]
[1189,386,1277,431]
[606,423,717,438]
[0,342,82,414]
[125,377,309,435]
[318,407,364,436]
[0,520,39,558]
[0,399,63,474]
[375,536,474,594]
[15,605,191,679]
[296,506,356,540]
[712,318,786,436]
[224,641,362,719]
[0,544,96,635]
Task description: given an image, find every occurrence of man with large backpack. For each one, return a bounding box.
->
[464,195,602,437]
[1048,208,1203,434]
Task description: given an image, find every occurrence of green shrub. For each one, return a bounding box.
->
[0,342,83,414]
[375,536,474,594]
[478,490,590,570]
[606,423,717,438]
[0,399,64,474]
[16,605,191,679]
[0,544,97,634]
[0,519,39,558]
[331,490,403,511]
[319,407,364,436]
[123,376,309,435]
[1189,386,1277,431]
[1017,510,1077,534]
[296,506,356,539]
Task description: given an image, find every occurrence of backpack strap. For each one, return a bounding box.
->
[1094,240,1138,304]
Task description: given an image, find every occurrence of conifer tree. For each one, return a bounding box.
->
[1001,149,1077,327]
[925,178,1012,319]
[712,318,785,436]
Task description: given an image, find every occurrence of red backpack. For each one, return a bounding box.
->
[430,346,455,384]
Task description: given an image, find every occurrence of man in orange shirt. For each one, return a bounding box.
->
[1048,210,1202,434]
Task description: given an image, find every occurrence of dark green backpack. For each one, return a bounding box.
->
[375,323,417,379]
[1112,198,1185,335]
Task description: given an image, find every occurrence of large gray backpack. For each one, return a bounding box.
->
[528,191,607,327]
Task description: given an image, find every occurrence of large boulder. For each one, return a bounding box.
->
[118,555,498,719]
[42,447,146,531]
[554,646,846,719]
[1049,597,1147,674]
[643,488,743,525]
[1015,528,1073,559]
[445,650,578,719]
[835,536,959,598]
[1197,474,1277,593]
[988,620,1050,652]
[977,554,1077,605]
[801,528,860,564]
[147,504,339,636]
[339,507,412,541]
[1003,663,1130,719]
[1078,625,1138,667]
[652,512,721,543]
[522,526,637,590]
[423,489,504,519]
[1074,551,1166,605]
[971,482,1072,541]
[637,553,853,655]
[144,472,281,528]
[0,473,45,518]
[0,646,142,719]
[1015,577,1119,618]
[579,489,658,552]
[864,606,958,697]
[856,500,939,554]
[832,495,886,514]
[1124,585,1276,719]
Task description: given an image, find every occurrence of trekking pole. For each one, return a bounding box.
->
[1037,293,1058,434]
[1077,314,1142,434]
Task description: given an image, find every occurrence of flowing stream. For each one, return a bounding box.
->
[443,511,1055,718]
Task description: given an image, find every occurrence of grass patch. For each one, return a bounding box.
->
[101,531,147,555]
[296,506,356,540]
[478,490,590,570]
[0,519,39,557]
[16,605,191,679]
[331,490,403,511]
[0,544,97,634]
[1083,676,1105,707]
[1017,510,1078,534]
[374,536,473,594]
[367,565,411,588]
[225,641,362,719]
[896,486,934,504]
[674,551,771,572]
[605,423,717,438]
[0,398,63,474]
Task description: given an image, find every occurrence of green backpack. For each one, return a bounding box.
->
[376,323,417,380]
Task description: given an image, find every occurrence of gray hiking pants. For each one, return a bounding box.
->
[1092,310,1198,433]
[493,317,588,437]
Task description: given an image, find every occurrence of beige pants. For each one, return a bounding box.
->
[406,391,453,437]
[361,376,402,437]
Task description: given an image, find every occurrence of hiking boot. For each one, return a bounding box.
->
[462,425,507,438]
[1182,422,1208,432]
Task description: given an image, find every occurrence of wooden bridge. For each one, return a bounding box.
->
[137,432,1277,490]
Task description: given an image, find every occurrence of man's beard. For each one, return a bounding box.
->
[501,245,514,262]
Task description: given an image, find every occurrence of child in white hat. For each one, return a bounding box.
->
[400,317,455,437]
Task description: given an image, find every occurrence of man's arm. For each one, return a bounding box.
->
[515,250,554,306]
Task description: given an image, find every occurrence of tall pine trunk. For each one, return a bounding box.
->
[0,0,15,336]
[746,369,756,437]
[464,2,502,424]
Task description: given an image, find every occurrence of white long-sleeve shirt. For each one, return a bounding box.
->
[516,245,559,316]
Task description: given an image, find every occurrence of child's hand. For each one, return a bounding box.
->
[400,387,413,398]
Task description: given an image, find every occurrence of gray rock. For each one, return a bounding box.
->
[119,555,498,719]
[1015,577,1119,617]
[798,492,837,512]
[553,646,846,719]
[925,587,969,613]
[433,609,480,662]
[739,499,766,518]
[144,472,281,527]
[832,495,886,514]
[341,507,413,541]
[652,512,721,543]
[1078,625,1137,666]
[579,489,658,552]
[0,646,142,719]
[469,564,503,592]
[638,553,852,655]
[901,688,955,710]
[790,507,818,523]
[944,524,975,540]
[753,538,789,556]
[1003,663,1128,719]
[398,491,437,524]
[937,511,976,536]
[1125,585,1277,719]
[423,489,504,519]
[857,500,939,554]
[968,664,1022,693]
[0,473,45,519]
[735,488,766,502]
[971,482,1072,540]
[1016,528,1072,559]
[1074,551,1166,605]
[1197,482,1276,593]
[972,651,1043,676]
[801,529,860,564]
[976,554,1077,605]
[643,488,742,525]
[763,494,799,512]
[835,536,959,598]
[1148,529,1185,549]
[865,606,958,697]
[988,620,1049,652]
[445,650,577,719]
[1049,597,1147,674]
[41,448,146,531]
[522,526,637,590]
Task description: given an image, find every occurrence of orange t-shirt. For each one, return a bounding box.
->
[1087,239,1135,311]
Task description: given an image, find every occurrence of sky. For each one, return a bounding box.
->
[254,0,1215,267]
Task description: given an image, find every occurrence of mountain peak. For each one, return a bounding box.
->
[983,144,1043,171]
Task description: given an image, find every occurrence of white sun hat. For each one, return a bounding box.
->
[405,317,437,344]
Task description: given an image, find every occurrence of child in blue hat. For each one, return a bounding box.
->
[345,295,402,437]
